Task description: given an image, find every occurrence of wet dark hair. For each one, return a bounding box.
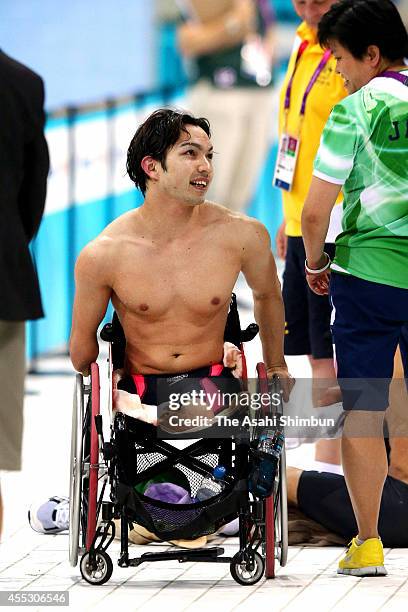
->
[126,108,211,195]
[318,0,408,60]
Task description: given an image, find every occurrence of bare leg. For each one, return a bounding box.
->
[286,466,303,506]
[309,356,341,465]
[387,347,408,483]
[342,411,387,540]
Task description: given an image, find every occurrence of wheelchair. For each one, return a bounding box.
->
[69,294,288,586]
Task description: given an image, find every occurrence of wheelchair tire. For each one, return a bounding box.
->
[230,551,265,586]
[277,445,288,567]
[80,550,113,586]
[69,374,85,567]
[264,495,275,578]
[85,363,100,551]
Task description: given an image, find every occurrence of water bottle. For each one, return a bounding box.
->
[249,430,284,497]
[259,430,284,460]
[196,465,227,501]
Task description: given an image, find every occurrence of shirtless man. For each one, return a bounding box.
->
[69,109,292,406]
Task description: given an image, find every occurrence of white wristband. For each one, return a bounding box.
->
[305,252,331,274]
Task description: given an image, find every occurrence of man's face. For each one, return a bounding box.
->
[156,125,214,206]
[293,0,336,29]
[330,40,376,94]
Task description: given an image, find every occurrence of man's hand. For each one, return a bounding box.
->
[177,0,255,58]
[223,342,243,378]
[266,366,295,402]
[305,269,331,295]
[275,221,287,260]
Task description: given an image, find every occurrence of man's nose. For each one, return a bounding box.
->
[198,156,212,173]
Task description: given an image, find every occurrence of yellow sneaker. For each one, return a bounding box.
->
[338,537,387,576]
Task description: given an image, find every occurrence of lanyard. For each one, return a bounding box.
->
[284,40,308,111]
[378,70,408,86]
[284,41,332,117]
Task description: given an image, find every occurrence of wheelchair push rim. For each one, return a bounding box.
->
[69,364,101,567]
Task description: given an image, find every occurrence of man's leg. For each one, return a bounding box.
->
[329,274,406,575]
[387,346,408,482]
[286,466,303,506]
[342,411,387,540]
[0,321,26,540]
[309,356,341,465]
[307,240,341,465]
[227,88,273,213]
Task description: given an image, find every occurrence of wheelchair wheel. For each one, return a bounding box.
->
[276,445,288,567]
[69,374,84,567]
[264,495,275,578]
[80,550,113,585]
[69,364,101,567]
[230,551,265,586]
[86,363,100,551]
[256,362,288,575]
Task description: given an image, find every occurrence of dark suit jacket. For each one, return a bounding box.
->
[0,50,49,321]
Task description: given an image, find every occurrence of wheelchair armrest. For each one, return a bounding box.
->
[240,323,259,343]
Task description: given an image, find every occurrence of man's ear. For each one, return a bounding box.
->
[365,45,381,67]
[141,156,159,180]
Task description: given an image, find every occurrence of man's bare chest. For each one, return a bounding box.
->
[111,241,241,318]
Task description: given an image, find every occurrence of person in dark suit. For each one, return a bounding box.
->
[0,50,49,537]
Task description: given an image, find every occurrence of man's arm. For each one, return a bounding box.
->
[69,240,113,375]
[301,177,341,295]
[241,219,293,398]
[177,0,255,58]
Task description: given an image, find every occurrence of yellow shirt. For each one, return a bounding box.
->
[278,22,347,236]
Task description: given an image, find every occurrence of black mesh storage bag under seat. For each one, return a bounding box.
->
[111,414,249,540]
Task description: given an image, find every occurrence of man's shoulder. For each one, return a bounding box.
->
[77,234,116,268]
[204,201,261,226]
[0,51,44,89]
[204,200,243,220]
[80,209,142,259]
[101,208,138,237]
[204,202,269,241]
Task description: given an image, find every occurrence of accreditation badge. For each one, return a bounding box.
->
[273,133,300,192]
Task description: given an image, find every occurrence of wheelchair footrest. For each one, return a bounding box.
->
[129,547,227,566]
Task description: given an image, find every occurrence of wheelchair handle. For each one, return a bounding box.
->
[240,323,259,343]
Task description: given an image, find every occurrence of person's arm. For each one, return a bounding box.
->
[302,97,359,294]
[69,240,113,375]
[301,176,341,295]
[275,220,287,260]
[177,0,255,58]
[19,76,49,242]
[241,219,293,399]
